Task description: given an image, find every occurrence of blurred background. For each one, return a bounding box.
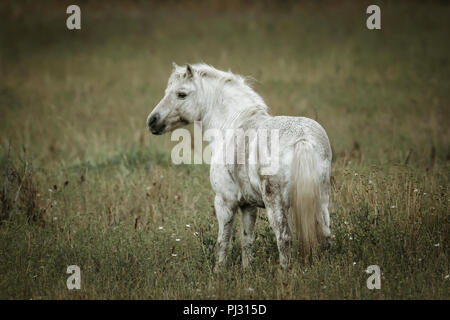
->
[1,0,449,166]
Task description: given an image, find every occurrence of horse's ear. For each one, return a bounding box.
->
[186,64,194,79]
[172,62,179,70]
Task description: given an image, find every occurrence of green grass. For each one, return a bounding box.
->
[0,1,449,299]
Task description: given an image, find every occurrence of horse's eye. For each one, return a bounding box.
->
[177,92,187,99]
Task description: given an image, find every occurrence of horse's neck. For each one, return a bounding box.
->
[202,86,271,159]
[202,84,270,131]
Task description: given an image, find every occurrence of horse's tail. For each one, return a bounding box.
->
[290,140,324,257]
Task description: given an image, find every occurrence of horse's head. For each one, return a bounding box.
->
[147,63,201,135]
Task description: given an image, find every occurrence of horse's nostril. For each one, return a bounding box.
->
[148,113,160,127]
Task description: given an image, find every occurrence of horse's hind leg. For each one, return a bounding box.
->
[240,205,257,270]
[266,205,291,268]
[214,195,237,272]
[261,179,292,268]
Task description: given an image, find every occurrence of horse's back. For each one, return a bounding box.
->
[259,116,332,162]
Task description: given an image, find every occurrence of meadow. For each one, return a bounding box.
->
[0,1,448,299]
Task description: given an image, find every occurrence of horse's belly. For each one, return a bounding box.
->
[235,164,265,207]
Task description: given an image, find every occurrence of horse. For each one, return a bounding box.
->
[147,63,332,270]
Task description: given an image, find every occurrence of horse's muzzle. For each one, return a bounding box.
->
[150,124,165,135]
[147,113,165,135]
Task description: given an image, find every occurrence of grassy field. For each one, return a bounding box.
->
[0,1,449,299]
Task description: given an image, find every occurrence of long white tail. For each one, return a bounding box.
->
[290,140,324,256]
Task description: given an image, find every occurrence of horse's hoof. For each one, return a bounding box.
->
[323,236,331,250]
[242,262,254,272]
[214,263,223,274]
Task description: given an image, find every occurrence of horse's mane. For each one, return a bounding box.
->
[170,63,270,129]
[173,63,269,113]
[192,63,245,84]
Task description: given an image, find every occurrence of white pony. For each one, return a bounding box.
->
[147,63,332,269]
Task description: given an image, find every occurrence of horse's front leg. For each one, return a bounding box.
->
[214,195,237,272]
[240,205,257,270]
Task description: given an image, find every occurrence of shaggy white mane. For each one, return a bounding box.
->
[169,63,270,129]
[175,63,266,104]
[192,63,246,84]
[172,63,245,84]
